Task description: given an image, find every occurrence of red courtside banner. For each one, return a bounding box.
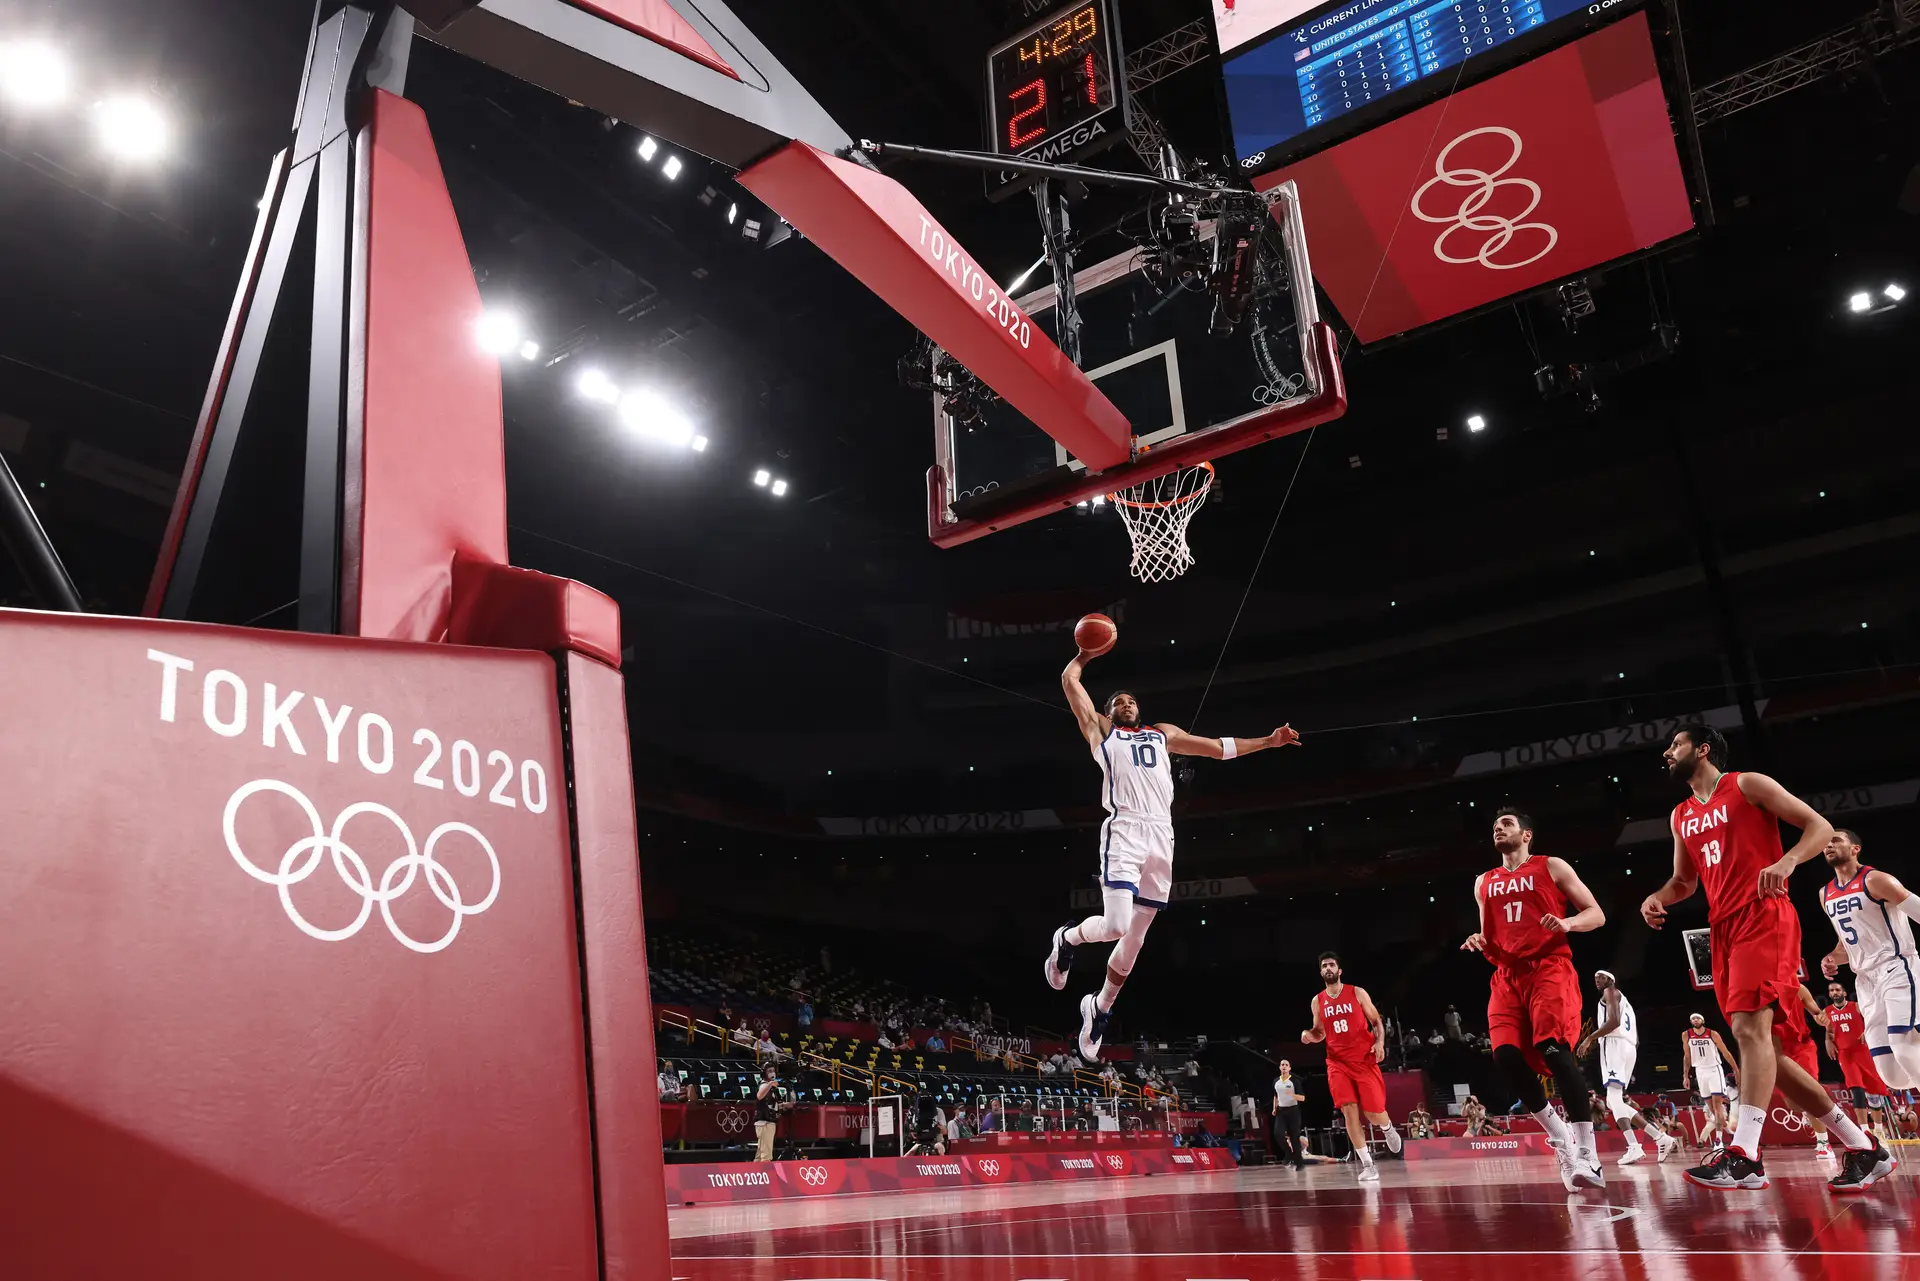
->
[1254,11,1693,344]
[665,1146,1235,1205]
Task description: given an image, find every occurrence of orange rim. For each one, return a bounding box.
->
[1108,460,1214,510]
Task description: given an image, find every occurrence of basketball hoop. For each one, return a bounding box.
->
[1110,461,1214,583]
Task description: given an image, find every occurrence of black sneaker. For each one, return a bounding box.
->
[1829,1143,1898,1194]
[1043,924,1077,991]
[1684,1146,1769,1191]
[1078,992,1111,1060]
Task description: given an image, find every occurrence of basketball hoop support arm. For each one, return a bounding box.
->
[854,139,1220,198]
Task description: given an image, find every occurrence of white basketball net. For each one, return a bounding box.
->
[1110,462,1214,583]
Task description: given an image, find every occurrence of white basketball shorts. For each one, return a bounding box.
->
[1694,1064,1729,1099]
[1598,1038,1637,1090]
[1859,956,1920,1088]
[1100,816,1174,909]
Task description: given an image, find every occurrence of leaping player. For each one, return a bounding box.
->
[1045,622,1299,1060]
[1642,723,1894,1192]
[1462,809,1607,1191]
[1681,1014,1739,1151]
[1577,969,1677,1164]
[1301,951,1403,1182]
[1819,828,1920,1094]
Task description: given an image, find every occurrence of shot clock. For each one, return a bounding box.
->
[984,0,1129,199]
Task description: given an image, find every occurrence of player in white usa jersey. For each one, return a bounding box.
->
[1044,636,1299,1060]
[1578,970,1677,1165]
[1818,828,1920,1094]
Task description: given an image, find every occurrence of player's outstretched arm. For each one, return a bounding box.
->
[1641,824,1699,929]
[1061,653,1111,747]
[1541,857,1605,934]
[1461,873,1492,953]
[1736,772,1834,896]
[1156,723,1300,760]
[1865,868,1920,925]
[1301,997,1326,1045]
[1355,986,1387,1062]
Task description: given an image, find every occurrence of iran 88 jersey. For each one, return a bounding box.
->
[1095,724,1174,909]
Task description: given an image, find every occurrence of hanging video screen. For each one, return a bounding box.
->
[1223,0,1638,172]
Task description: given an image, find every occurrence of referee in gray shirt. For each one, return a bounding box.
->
[1272,1060,1305,1168]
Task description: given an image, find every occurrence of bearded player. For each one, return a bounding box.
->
[1824,980,1895,1133]
[1462,808,1607,1190]
[1045,617,1299,1060]
[1302,951,1402,1182]
[1818,828,1920,1093]
[1643,723,1893,1192]
[1682,1013,1738,1151]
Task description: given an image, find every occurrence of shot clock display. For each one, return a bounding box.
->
[985,0,1128,193]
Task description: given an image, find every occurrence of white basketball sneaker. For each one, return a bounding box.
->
[1618,1143,1646,1166]
[1655,1132,1680,1163]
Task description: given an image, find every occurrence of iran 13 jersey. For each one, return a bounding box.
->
[1479,854,1571,966]
[1672,771,1785,922]
[1316,985,1373,1063]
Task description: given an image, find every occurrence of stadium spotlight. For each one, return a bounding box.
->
[1466,414,1487,432]
[616,389,695,448]
[1850,292,1874,313]
[0,39,72,109]
[94,94,171,162]
[753,469,771,487]
[576,368,620,404]
[690,435,709,452]
[1887,284,1908,303]
[727,203,738,225]
[474,309,524,356]
[662,154,683,180]
[771,479,789,497]
[517,340,540,362]
[637,135,658,162]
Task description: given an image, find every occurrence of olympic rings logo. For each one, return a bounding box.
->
[1770,1108,1805,1131]
[223,780,500,954]
[1411,127,1560,271]
[716,1108,750,1134]
[979,1159,1002,1176]
[799,1166,829,1187]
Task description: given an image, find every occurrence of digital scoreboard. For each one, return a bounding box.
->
[985,0,1129,197]
[1224,0,1639,174]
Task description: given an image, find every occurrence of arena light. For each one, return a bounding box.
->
[1849,292,1874,313]
[637,135,658,162]
[727,202,738,224]
[517,340,540,362]
[94,94,171,162]
[753,469,771,487]
[1887,284,1908,303]
[690,435,709,452]
[661,154,683,180]
[616,389,696,448]
[576,367,620,404]
[1466,414,1487,432]
[0,39,71,109]
[474,309,524,356]
[771,479,789,496]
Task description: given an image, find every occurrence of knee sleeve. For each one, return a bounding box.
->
[1607,1083,1638,1125]
[1881,1040,1920,1092]
[1073,889,1134,945]
[1538,1041,1591,1123]
[1494,1044,1548,1113]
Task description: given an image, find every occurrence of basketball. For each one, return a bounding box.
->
[1075,613,1117,656]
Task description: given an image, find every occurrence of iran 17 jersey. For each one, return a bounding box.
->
[1822,866,1916,975]
[1478,854,1571,966]
[1096,724,1173,824]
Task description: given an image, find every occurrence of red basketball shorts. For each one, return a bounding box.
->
[1710,897,1802,1018]
[1777,1012,1819,1079]
[1326,1055,1387,1114]
[1489,951,1581,1065]
[1840,1043,1892,1097]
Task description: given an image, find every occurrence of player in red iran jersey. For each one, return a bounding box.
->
[1302,952,1402,1182]
[1462,808,1607,1190]
[1644,723,1894,1193]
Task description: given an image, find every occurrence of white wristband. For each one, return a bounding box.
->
[1221,737,1238,760]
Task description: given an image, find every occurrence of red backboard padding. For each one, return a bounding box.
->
[1254,12,1694,344]
[0,611,603,1280]
[449,557,623,669]
[349,90,511,641]
[567,0,741,80]
[739,142,1133,471]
